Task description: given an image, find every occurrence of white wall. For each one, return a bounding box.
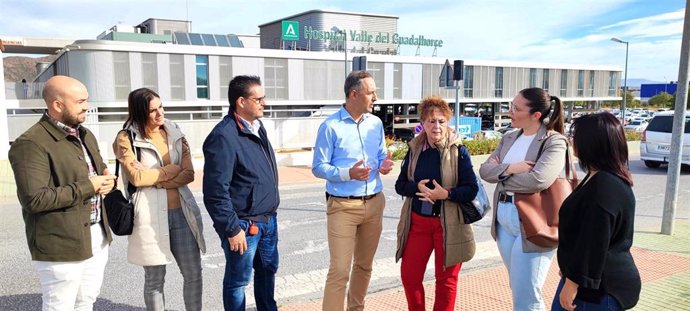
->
[0,51,8,160]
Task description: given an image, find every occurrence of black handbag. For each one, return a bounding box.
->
[460,179,491,224]
[104,130,139,236]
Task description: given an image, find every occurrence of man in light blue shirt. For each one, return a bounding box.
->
[312,70,394,311]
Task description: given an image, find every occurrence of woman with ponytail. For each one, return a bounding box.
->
[479,87,567,311]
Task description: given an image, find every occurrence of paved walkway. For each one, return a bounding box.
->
[278,224,690,310]
[3,142,687,310]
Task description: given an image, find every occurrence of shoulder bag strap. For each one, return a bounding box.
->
[537,134,579,182]
[114,127,139,195]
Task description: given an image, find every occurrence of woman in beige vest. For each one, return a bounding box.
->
[395,96,478,311]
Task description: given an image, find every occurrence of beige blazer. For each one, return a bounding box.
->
[479,124,567,253]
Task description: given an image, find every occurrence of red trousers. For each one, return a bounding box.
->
[401,213,462,311]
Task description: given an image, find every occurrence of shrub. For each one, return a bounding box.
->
[464,138,500,156]
[625,130,642,141]
[390,144,408,160]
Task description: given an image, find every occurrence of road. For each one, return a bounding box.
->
[1,153,688,310]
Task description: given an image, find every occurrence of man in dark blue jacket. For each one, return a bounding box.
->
[203,75,279,311]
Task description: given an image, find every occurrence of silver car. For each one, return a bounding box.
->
[640,111,690,168]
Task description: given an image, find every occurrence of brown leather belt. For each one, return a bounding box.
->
[327,192,379,201]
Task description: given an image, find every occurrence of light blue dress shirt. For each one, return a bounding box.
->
[312,106,388,196]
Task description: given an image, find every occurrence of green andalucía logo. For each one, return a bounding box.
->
[282,21,299,41]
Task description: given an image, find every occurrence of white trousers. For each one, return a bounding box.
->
[32,224,109,311]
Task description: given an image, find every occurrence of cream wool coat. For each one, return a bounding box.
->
[115,119,206,266]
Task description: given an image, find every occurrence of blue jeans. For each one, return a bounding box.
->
[496,202,555,311]
[552,278,623,311]
[219,216,279,311]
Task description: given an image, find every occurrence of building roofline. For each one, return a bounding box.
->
[62,39,621,72]
[258,9,398,27]
[139,18,191,23]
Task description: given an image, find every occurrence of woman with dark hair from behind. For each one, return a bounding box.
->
[479,87,567,311]
[112,88,206,310]
[553,112,640,311]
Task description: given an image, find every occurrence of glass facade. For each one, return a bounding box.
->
[464,65,474,98]
[369,62,385,99]
[142,53,157,91]
[219,56,232,100]
[264,58,288,99]
[529,68,537,88]
[577,70,584,97]
[196,55,209,99]
[560,69,568,97]
[170,54,185,100]
[113,52,131,100]
[393,63,402,99]
[588,70,595,97]
[609,71,618,96]
[303,60,345,100]
[494,67,503,98]
[422,64,453,99]
[542,69,549,92]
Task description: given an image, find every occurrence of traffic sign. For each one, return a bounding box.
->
[414,123,423,134]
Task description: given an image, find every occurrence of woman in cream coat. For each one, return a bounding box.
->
[113,88,206,311]
[479,87,567,311]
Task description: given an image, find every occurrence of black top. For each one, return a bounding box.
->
[558,171,641,309]
[395,144,478,217]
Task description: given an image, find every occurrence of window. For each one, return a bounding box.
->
[368,62,385,99]
[529,68,537,88]
[494,67,503,98]
[113,52,130,100]
[577,70,584,97]
[170,54,185,100]
[393,63,402,99]
[560,69,568,97]
[464,65,474,98]
[219,56,232,100]
[588,70,595,97]
[264,58,288,99]
[142,53,157,91]
[196,55,209,99]
[608,72,617,96]
[542,69,550,91]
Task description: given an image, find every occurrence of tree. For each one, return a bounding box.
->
[648,92,674,108]
[670,91,690,109]
[623,90,641,109]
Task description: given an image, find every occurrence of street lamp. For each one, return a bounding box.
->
[332,27,348,78]
[611,37,629,124]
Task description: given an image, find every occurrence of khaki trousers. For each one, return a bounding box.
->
[322,192,385,311]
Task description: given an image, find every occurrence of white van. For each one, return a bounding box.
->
[640,111,690,168]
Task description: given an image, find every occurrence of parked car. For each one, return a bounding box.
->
[481,130,504,140]
[624,120,649,133]
[640,111,690,168]
[385,125,416,142]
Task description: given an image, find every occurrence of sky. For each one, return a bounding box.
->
[0,0,686,83]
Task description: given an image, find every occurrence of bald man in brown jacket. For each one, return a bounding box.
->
[9,75,116,311]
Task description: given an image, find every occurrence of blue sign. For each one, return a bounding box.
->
[414,123,423,134]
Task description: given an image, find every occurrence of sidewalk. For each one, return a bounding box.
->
[279,220,690,310]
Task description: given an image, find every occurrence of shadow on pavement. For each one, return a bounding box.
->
[0,294,146,311]
[629,160,690,176]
